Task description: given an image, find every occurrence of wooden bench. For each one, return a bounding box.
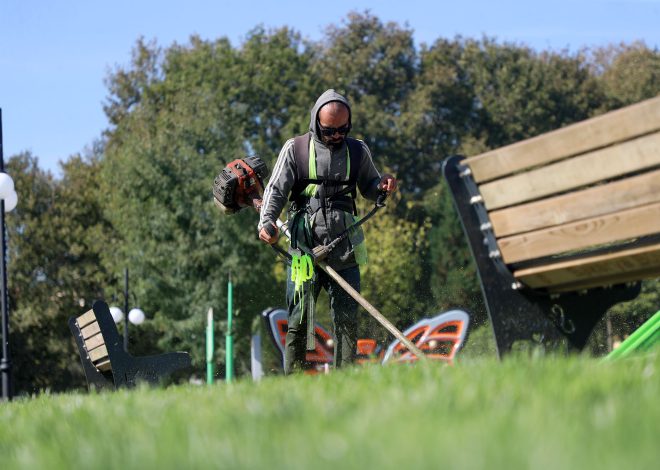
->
[443,96,660,356]
[69,300,192,390]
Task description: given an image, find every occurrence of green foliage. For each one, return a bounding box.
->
[235,27,318,159]
[609,280,660,321]
[100,35,285,374]
[587,280,660,355]
[589,41,660,107]
[396,38,479,192]
[460,38,604,147]
[1,354,659,469]
[315,12,418,171]
[422,181,486,325]
[460,324,498,358]
[358,194,432,341]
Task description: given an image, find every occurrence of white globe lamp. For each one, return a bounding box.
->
[4,190,18,212]
[109,306,124,324]
[0,173,14,199]
[128,308,146,325]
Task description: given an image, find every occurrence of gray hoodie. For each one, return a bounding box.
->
[259,89,382,269]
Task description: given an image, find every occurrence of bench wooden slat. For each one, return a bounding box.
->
[479,131,660,210]
[529,268,660,293]
[84,332,105,351]
[490,169,660,237]
[514,243,660,290]
[465,96,660,182]
[80,321,101,340]
[498,202,660,264]
[95,359,112,372]
[88,344,109,363]
[76,309,96,329]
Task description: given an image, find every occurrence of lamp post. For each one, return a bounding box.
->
[1,109,19,401]
[109,268,145,352]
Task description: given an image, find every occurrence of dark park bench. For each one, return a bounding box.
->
[69,300,191,390]
[443,96,660,356]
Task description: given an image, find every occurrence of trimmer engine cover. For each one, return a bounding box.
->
[213,156,269,213]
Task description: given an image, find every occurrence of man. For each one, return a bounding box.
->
[258,89,397,374]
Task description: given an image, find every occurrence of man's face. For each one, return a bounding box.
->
[318,104,350,149]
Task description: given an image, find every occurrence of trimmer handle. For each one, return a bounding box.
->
[376,190,388,208]
[264,222,277,238]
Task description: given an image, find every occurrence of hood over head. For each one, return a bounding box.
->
[309,89,352,142]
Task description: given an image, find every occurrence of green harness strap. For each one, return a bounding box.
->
[302,138,350,197]
[290,252,315,350]
[290,253,314,299]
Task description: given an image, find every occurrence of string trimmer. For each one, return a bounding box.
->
[213,156,426,360]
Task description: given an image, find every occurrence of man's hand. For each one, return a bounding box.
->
[259,222,279,245]
[378,173,398,194]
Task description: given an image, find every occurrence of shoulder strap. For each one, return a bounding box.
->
[293,133,310,180]
[290,133,312,202]
[327,137,363,215]
[346,138,363,185]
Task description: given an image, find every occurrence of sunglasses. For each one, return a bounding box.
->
[318,122,351,137]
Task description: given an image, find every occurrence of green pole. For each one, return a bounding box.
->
[226,273,234,383]
[206,307,214,384]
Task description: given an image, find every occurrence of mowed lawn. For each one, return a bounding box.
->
[1,353,658,470]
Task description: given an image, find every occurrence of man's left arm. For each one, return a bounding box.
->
[356,141,397,201]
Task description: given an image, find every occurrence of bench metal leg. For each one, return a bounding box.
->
[443,155,642,357]
[480,279,640,356]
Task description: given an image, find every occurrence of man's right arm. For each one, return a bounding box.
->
[258,138,297,242]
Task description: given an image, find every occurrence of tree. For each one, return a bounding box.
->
[234,26,319,162]
[589,41,660,108]
[314,11,418,180]
[100,32,318,375]
[7,150,115,393]
[460,38,604,148]
[396,38,480,193]
[358,194,432,343]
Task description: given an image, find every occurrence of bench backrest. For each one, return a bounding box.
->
[75,309,112,372]
[462,96,660,292]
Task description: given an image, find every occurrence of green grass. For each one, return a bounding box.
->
[1,353,658,470]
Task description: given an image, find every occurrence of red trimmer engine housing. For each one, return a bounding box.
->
[213,156,269,213]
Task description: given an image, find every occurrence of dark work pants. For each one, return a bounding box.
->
[284,264,360,374]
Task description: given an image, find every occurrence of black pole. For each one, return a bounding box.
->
[0,108,12,401]
[124,268,129,352]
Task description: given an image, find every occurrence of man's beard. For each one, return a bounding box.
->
[325,137,345,151]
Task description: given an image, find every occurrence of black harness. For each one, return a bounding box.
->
[288,133,363,217]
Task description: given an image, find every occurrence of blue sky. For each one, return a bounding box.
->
[1,0,659,176]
